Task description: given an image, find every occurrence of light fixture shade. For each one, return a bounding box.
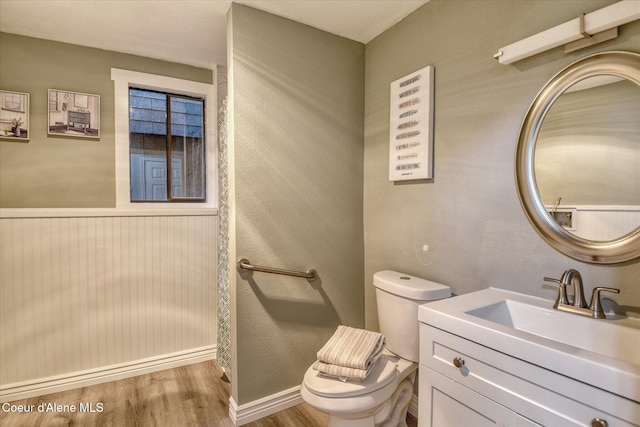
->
[495,0,640,65]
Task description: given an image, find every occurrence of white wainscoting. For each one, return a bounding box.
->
[0,211,218,402]
[560,205,640,240]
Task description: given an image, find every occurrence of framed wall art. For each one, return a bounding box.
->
[0,90,30,141]
[48,89,100,138]
[389,65,434,181]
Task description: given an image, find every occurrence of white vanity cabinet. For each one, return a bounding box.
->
[418,324,639,427]
[421,367,540,427]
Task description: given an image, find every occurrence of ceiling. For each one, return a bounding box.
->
[0,0,429,69]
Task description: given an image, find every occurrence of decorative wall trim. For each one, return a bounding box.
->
[216,97,232,375]
[0,346,215,403]
[229,386,303,426]
[0,207,218,219]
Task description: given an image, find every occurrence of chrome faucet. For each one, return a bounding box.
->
[561,269,587,308]
[544,269,620,319]
[544,268,585,308]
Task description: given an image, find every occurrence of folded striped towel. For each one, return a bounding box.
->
[313,325,385,381]
[312,360,372,382]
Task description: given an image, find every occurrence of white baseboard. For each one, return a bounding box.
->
[0,345,216,403]
[229,386,303,426]
[228,388,420,426]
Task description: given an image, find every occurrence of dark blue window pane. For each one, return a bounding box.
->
[172,112,186,125]
[172,124,186,135]
[152,122,167,135]
[130,120,153,134]
[129,89,167,136]
[130,95,152,109]
[129,88,205,202]
[151,98,167,111]
[170,98,187,113]
[186,102,202,115]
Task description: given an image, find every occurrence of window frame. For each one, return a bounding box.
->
[112,68,217,210]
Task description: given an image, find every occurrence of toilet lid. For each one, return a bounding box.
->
[303,354,398,398]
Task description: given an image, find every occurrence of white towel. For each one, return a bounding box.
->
[313,325,385,381]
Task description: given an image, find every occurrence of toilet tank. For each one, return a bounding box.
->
[373,270,451,362]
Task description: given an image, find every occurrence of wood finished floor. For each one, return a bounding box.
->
[0,360,418,427]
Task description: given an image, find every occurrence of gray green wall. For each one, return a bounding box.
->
[228,4,365,405]
[364,0,640,330]
[0,32,212,208]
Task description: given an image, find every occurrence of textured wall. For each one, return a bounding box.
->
[364,0,640,330]
[228,4,365,405]
[0,33,212,208]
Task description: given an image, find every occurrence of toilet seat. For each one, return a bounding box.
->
[303,351,399,398]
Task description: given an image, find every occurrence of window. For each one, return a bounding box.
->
[3,92,25,112]
[129,88,205,202]
[48,90,59,112]
[111,68,217,210]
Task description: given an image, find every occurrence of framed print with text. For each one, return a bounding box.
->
[389,65,434,181]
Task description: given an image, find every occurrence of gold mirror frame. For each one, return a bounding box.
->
[516,51,640,264]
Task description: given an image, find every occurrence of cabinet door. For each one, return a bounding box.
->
[419,367,541,427]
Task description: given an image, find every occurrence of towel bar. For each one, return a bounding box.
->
[237,258,317,282]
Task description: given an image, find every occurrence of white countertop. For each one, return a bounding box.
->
[419,287,640,403]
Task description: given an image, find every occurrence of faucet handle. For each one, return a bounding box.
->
[589,287,620,319]
[544,277,570,306]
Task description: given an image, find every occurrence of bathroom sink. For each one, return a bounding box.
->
[418,287,640,403]
[465,298,640,365]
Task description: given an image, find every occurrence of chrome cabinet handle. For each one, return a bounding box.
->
[453,357,465,369]
[591,418,608,427]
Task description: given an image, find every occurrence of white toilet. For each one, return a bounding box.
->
[301,270,451,427]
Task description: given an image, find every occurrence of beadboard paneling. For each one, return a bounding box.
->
[574,206,640,241]
[0,214,217,391]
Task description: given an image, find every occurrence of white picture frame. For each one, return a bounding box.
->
[0,90,30,141]
[389,65,434,181]
[48,89,100,138]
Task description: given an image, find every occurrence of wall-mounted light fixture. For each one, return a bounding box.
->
[493,0,640,65]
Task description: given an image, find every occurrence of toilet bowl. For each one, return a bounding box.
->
[301,349,417,427]
[301,271,451,427]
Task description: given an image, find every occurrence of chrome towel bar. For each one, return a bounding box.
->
[237,258,317,282]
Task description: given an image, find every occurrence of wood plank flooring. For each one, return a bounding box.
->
[0,360,417,426]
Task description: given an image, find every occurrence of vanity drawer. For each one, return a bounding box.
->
[420,324,639,426]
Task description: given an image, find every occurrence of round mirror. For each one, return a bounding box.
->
[516,51,640,264]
